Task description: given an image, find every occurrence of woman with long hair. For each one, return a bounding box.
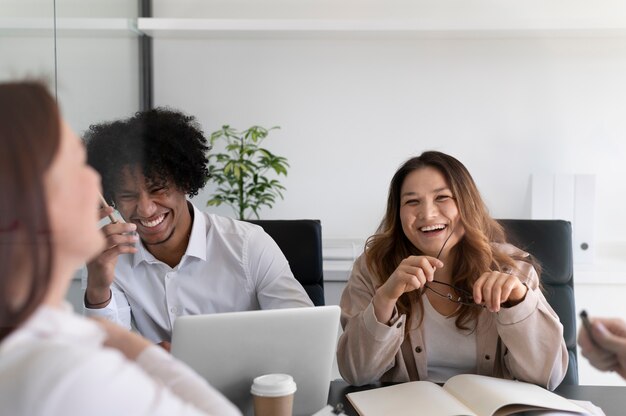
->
[0,81,240,415]
[337,151,567,390]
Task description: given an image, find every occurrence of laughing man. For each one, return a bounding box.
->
[82,108,312,348]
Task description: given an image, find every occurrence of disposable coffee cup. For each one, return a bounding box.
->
[250,373,297,416]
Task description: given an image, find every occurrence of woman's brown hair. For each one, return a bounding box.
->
[366,151,530,331]
[0,81,60,341]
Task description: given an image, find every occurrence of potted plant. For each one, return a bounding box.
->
[206,125,289,220]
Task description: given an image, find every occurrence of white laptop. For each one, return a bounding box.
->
[171,305,341,416]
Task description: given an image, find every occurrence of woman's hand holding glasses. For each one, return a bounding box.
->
[472,271,528,312]
[373,255,444,324]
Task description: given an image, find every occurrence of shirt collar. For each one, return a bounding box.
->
[131,201,207,268]
[132,236,154,267]
[186,202,207,261]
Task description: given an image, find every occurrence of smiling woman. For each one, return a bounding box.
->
[336,150,569,391]
[398,166,464,262]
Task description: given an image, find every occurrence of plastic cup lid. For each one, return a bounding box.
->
[250,373,297,397]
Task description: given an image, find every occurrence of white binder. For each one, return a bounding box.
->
[531,173,595,264]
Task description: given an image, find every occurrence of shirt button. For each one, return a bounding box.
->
[396,321,403,328]
[485,354,491,360]
[415,346,422,353]
[170,306,178,314]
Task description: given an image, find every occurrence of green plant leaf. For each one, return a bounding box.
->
[206,124,288,218]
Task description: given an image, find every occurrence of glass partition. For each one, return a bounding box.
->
[1,0,141,134]
[0,0,56,89]
[1,0,142,309]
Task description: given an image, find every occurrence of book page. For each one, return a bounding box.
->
[443,375,590,416]
[347,381,477,416]
[520,399,605,416]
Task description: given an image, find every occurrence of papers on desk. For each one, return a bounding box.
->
[346,374,594,416]
[521,400,605,416]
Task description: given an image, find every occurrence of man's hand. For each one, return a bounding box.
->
[85,205,137,307]
[579,317,626,379]
[158,341,172,353]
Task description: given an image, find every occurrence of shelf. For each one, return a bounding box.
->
[5,16,626,39]
[0,18,140,37]
[137,17,626,39]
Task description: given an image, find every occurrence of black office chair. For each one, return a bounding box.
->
[498,219,578,386]
[246,219,325,306]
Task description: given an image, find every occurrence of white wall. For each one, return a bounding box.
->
[55,37,140,134]
[156,36,626,245]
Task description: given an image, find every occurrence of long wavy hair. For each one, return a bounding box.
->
[366,151,530,331]
[0,81,59,341]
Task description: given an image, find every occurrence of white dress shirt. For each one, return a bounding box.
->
[84,203,313,343]
[0,304,241,416]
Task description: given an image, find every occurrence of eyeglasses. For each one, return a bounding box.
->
[423,279,481,307]
[422,224,484,308]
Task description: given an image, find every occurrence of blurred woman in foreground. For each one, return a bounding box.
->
[0,81,240,416]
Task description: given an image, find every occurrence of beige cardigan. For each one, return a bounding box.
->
[336,244,568,390]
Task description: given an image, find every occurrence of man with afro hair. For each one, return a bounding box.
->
[82,108,312,349]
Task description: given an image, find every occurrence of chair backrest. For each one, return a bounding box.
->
[498,219,578,386]
[247,219,325,306]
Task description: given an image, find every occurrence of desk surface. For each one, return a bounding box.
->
[328,380,623,416]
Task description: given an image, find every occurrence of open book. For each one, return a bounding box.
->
[346,374,592,416]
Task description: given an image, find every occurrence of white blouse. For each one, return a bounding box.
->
[423,295,477,383]
[0,304,241,416]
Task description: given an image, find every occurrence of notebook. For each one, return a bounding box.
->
[171,305,341,416]
[346,374,591,416]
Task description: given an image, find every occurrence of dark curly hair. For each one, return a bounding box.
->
[84,107,209,204]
